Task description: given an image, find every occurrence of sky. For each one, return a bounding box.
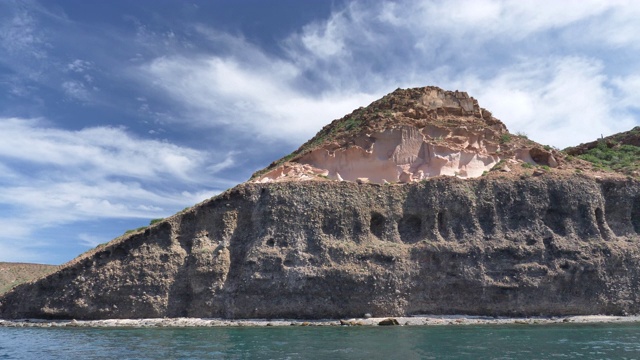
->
[1,0,640,264]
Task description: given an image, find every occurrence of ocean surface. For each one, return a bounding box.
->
[2,323,640,359]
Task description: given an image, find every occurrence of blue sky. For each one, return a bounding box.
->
[1,0,639,264]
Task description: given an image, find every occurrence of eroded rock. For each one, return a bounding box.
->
[378,318,400,326]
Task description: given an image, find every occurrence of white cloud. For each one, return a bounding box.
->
[570,2,640,49]
[0,118,222,254]
[0,118,207,181]
[66,59,92,73]
[0,9,48,59]
[78,233,105,248]
[61,80,92,101]
[612,75,640,110]
[141,55,378,144]
[2,0,640,263]
[412,0,617,39]
[137,1,640,149]
[443,57,636,147]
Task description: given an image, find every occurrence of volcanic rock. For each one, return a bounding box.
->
[1,86,639,320]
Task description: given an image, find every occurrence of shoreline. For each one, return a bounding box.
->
[2,315,640,328]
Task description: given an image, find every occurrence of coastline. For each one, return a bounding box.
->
[2,315,640,328]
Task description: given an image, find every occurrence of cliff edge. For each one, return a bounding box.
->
[1,86,638,320]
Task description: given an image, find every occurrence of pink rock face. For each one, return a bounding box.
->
[251,86,563,184]
[297,126,500,183]
[257,124,502,184]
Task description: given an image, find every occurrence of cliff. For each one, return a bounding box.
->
[1,86,639,320]
[1,177,640,319]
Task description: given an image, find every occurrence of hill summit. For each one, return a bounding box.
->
[253,86,564,183]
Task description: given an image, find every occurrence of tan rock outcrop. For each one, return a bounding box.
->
[252,86,560,184]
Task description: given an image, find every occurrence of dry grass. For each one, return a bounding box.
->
[0,262,58,295]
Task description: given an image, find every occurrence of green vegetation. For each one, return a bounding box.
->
[490,159,507,172]
[499,134,511,144]
[521,162,534,169]
[123,218,165,235]
[124,226,147,235]
[516,131,528,139]
[577,140,640,175]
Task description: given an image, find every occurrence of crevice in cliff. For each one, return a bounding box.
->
[477,203,499,236]
[398,213,423,243]
[576,204,600,239]
[370,212,386,239]
[595,208,611,240]
[542,207,569,236]
[322,213,345,239]
[632,197,640,234]
[437,211,448,240]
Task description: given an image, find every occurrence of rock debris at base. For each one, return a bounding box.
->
[2,315,640,328]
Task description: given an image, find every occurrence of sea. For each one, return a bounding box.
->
[2,323,640,359]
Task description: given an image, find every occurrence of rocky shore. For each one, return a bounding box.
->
[2,315,640,328]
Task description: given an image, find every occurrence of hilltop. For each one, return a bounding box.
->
[566,126,640,177]
[252,86,617,184]
[0,263,57,296]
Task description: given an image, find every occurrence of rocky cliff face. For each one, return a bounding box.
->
[2,176,640,319]
[252,87,565,184]
[1,86,638,320]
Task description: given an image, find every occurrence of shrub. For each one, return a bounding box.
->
[499,134,511,144]
[125,226,147,235]
[577,143,640,175]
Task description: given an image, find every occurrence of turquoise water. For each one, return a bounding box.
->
[2,323,640,359]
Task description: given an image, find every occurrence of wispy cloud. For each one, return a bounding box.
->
[66,59,93,73]
[78,233,106,248]
[140,55,378,144]
[0,7,48,60]
[137,0,639,148]
[0,118,208,181]
[447,57,637,147]
[0,0,639,263]
[0,117,222,256]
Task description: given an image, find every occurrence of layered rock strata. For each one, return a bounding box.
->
[2,176,640,320]
[253,87,560,184]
